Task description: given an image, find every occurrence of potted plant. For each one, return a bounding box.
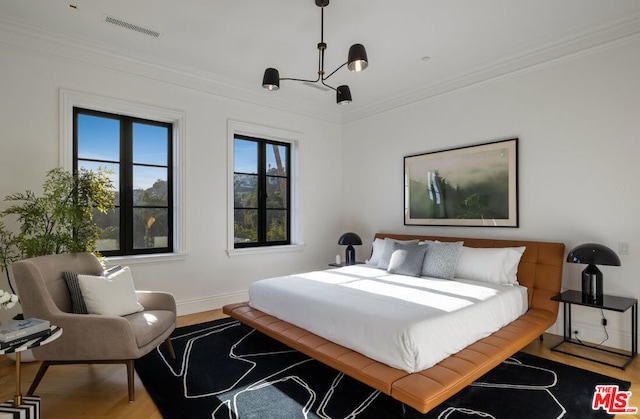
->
[0,167,114,321]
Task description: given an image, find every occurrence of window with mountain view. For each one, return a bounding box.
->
[74,107,173,256]
[233,135,290,248]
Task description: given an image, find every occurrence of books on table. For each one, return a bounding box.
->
[0,328,52,349]
[0,318,50,344]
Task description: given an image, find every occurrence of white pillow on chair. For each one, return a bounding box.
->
[77,266,144,316]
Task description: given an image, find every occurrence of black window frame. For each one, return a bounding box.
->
[233,134,291,248]
[73,107,174,256]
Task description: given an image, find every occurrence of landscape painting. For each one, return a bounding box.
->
[404,138,518,227]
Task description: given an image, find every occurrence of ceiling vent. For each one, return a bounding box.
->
[103,15,161,39]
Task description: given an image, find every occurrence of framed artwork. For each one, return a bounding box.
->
[404,138,518,227]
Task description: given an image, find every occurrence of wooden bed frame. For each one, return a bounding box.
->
[223,233,565,414]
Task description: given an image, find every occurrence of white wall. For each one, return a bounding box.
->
[0,32,345,321]
[1,23,638,352]
[342,36,640,350]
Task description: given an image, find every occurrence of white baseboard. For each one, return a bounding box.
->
[175,290,248,316]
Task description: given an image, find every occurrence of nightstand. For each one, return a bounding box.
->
[328,262,365,267]
[550,290,637,369]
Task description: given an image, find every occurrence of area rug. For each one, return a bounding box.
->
[135,318,631,418]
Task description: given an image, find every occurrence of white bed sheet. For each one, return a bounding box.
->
[249,265,528,373]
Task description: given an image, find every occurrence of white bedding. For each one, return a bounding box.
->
[249,264,528,373]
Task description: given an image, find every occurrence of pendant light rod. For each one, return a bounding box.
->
[261,0,368,104]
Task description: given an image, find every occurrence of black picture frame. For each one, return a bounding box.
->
[404,138,519,227]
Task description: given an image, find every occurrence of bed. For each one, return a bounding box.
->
[223,233,565,414]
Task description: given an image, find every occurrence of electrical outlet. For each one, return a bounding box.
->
[619,242,629,255]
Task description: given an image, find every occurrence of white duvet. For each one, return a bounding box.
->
[249,264,527,373]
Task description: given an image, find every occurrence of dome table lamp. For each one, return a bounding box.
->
[566,243,621,304]
[338,232,362,265]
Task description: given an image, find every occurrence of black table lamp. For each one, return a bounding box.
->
[566,243,621,304]
[338,232,362,265]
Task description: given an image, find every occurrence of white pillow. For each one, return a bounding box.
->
[454,246,526,285]
[77,266,144,316]
[365,238,385,266]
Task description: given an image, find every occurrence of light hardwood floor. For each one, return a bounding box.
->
[1,309,637,419]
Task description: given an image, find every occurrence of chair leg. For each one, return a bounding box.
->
[27,359,137,401]
[126,359,135,402]
[165,337,176,360]
[26,361,51,396]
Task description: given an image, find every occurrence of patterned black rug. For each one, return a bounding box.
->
[135,318,632,418]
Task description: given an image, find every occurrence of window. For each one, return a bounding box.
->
[74,107,173,256]
[233,135,290,248]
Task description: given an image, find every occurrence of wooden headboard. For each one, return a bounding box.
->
[373,233,565,316]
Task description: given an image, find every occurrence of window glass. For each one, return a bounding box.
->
[233,135,290,248]
[266,176,287,209]
[234,139,258,174]
[133,123,168,165]
[93,207,120,251]
[77,114,120,162]
[266,209,287,242]
[133,208,169,249]
[234,209,258,244]
[266,144,287,176]
[74,108,173,256]
[133,167,168,205]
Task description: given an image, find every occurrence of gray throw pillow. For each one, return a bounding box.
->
[376,238,419,270]
[387,241,428,277]
[64,271,89,314]
[421,241,464,279]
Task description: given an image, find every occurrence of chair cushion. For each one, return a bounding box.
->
[125,309,176,348]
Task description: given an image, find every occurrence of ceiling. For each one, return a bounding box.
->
[1,0,640,121]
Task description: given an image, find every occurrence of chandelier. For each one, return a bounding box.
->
[261,0,369,104]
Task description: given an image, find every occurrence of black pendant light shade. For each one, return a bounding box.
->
[261,0,368,104]
[262,68,280,91]
[566,243,621,303]
[347,43,368,72]
[336,85,352,104]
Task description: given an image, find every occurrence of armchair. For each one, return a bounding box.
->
[12,252,176,402]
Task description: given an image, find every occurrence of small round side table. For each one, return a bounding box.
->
[0,326,62,407]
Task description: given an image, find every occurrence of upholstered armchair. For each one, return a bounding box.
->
[12,252,176,402]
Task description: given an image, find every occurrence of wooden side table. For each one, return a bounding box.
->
[0,326,62,410]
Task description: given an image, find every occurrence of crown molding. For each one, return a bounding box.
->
[0,17,342,124]
[342,13,640,123]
